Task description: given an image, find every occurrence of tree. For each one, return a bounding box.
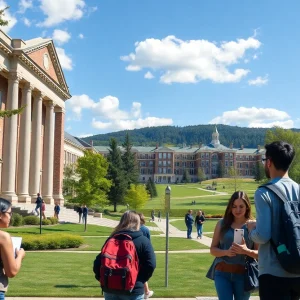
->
[75,151,111,207]
[62,164,77,200]
[182,169,191,183]
[217,162,225,178]
[0,6,9,26]
[265,127,300,183]
[124,184,149,210]
[197,168,206,183]
[122,132,138,187]
[107,138,128,212]
[228,167,242,192]
[253,161,266,182]
[151,178,158,197]
[146,178,154,198]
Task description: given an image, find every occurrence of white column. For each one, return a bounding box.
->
[42,101,55,204]
[1,72,20,202]
[29,91,43,200]
[17,83,33,203]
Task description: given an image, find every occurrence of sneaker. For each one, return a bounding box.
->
[144,291,154,299]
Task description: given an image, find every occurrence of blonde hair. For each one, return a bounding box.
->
[111,211,141,236]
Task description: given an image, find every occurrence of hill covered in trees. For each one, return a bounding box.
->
[82,124,300,148]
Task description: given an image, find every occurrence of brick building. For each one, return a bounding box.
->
[95,127,265,184]
[0,30,71,204]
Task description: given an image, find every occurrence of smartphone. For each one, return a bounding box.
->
[234,229,244,244]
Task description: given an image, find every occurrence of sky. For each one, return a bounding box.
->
[2,0,300,137]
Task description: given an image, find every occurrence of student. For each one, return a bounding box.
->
[207,191,258,300]
[248,141,300,299]
[41,200,46,220]
[0,198,26,299]
[93,211,156,300]
[195,210,205,239]
[54,202,60,220]
[185,209,194,239]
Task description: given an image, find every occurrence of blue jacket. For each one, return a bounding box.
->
[185,213,194,226]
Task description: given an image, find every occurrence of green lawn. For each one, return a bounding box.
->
[170,219,218,232]
[80,236,209,251]
[7,252,216,297]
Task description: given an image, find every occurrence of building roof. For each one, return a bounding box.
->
[64,132,92,149]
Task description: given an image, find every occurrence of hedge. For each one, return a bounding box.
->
[10,214,59,227]
[20,234,83,250]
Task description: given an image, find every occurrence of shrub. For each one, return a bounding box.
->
[11,213,24,227]
[42,219,52,225]
[21,234,83,250]
[47,217,58,225]
[23,216,40,225]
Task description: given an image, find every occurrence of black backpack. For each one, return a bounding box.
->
[261,184,300,274]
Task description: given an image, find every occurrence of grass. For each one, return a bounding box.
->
[79,236,209,251]
[205,233,214,238]
[7,252,216,297]
[170,219,218,232]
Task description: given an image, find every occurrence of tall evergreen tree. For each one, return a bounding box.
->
[122,132,138,187]
[107,138,128,212]
[151,178,158,197]
[182,169,191,183]
[217,163,225,178]
[146,178,154,198]
[254,161,266,182]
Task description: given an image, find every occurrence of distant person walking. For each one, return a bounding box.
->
[248,141,300,299]
[185,209,194,239]
[35,193,42,215]
[151,210,155,222]
[82,205,88,224]
[139,213,154,299]
[77,206,83,223]
[157,210,161,222]
[195,210,205,239]
[41,200,46,220]
[54,203,60,220]
[0,198,26,300]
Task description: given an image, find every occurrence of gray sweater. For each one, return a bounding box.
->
[249,177,300,278]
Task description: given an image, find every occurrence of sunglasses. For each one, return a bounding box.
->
[4,211,13,217]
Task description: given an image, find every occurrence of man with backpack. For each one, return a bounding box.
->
[248,141,300,299]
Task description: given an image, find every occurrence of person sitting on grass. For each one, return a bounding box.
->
[138,213,154,299]
[0,198,26,300]
[207,191,258,300]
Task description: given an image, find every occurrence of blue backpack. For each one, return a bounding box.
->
[261,184,300,274]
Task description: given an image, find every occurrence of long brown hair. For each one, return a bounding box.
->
[111,210,140,236]
[220,191,253,237]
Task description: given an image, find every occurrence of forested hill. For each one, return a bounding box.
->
[82,125,300,148]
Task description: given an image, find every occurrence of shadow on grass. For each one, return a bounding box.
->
[54,284,99,288]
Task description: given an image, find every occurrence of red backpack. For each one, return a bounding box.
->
[100,233,139,292]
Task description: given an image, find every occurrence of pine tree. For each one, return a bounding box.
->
[197,168,206,182]
[254,161,266,182]
[122,132,138,187]
[107,138,128,212]
[151,178,158,197]
[146,178,154,198]
[217,163,224,178]
[182,169,191,183]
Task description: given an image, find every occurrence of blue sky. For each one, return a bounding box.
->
[2,0,300,137]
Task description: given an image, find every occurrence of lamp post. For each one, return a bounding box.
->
[165,185,171,287]
[39,170,43,234]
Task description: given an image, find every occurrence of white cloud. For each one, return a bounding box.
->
[121,35,261,84]
[0,1,17,33]
[209,107,293,128]
[23,17,31,26]
[56,47,73,70]
[78,133,93,138]
[78,33,84,39]
[144,71,154,79]
[248,75,269,86]
[66,94,94,119]
[38,0,85,27]
[52,29,71,45]
[18,0,33,13]
[66,94,173,131]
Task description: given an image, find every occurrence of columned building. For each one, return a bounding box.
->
[0,30,71,204]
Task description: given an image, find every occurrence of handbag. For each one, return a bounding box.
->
[244,256,259,292]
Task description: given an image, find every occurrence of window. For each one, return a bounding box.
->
[159,153,162,159]
[167,153,171,159]
[206,153,209,158]
[230,153,233,158]
[230,161,233,167]
[167,168,172,174]
[225,161,228,167]
[140,161,146,167]
[167,161,171,166]
[149,161,153,166]
[158,168,162,174]
[163,168,166,174]
[158,161,162,166]
[163,161,167,166]
[175,162,180,167]
[163,153,167,159]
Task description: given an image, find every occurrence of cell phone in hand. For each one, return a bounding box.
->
[234,229,244,244]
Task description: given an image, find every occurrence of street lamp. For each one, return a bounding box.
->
[39,169,43,235]
[165,185,171,287]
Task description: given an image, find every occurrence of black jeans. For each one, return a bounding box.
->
[259,274,300,300]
